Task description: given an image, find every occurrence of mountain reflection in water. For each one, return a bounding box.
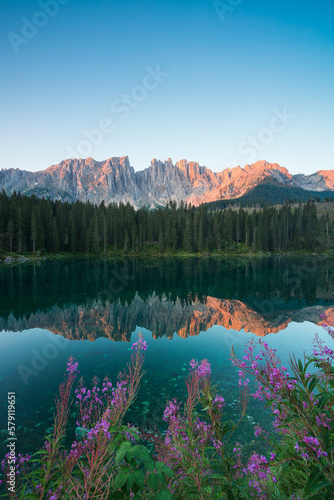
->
[0,257,334,339]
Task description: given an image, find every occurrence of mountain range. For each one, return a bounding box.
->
[1,157,334,208]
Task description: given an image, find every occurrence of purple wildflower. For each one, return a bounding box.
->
[131,337,147,351]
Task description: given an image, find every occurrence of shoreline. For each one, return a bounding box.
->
[1,249,334,265]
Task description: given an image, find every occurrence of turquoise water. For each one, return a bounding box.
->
[0,257,334,456]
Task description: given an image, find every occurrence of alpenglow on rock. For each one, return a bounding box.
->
[1,156,334,208]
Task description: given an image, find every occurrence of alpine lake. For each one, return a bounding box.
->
[1,256,334,458]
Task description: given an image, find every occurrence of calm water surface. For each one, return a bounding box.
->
[1,257,334,456]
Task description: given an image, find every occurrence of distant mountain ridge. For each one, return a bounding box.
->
[206,178,334,209]
[1,157,334,208]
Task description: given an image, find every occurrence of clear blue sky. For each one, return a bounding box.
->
[1,0,333,174]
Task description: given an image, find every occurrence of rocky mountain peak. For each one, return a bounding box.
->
[1,156,334,208]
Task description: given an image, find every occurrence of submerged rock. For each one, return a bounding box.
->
[4,256,15,264]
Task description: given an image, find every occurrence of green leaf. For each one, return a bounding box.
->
[304,468,322,495]
[317,392,332,409]
[125,448,134,462]
[134,468,145,487]
[114,472,129,489]
[157,470,167,484]
[202,486,214,494]
[108,425,120,433]
[144,460,155,471]
[155,461,164,470]
[115,448,127,463]
[108,432,124,452]
[131,483,140,494]
[132,444,151,461]
[308,377,318,393]
[140,447,151,461]
[157,490,172,500]
[31,450,50,456]
[120,441,132,449]
[126,473,135,490]
[162,465,173,478]
[148,472,159,491]
[131,445,142,459]
[298,358,304,372]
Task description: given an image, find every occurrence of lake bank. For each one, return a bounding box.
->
[2,247,334,266]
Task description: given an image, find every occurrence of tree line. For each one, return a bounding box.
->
[0,191,332,254]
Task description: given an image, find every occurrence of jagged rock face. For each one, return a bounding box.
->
[1,157,334,207]
[291,170,334,192]
[195,161,292,204]
[317,171,334,190]
[0,157,141,206]
[41,157,139,205]
[135,159,194,206]
[0,168,35,192]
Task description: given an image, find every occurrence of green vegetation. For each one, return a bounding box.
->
[0,191,333,259]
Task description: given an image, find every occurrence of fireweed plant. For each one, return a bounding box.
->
[230,330,334,499]
[0,323,333,499]
[0,336,173,500]
[147,358,250,499]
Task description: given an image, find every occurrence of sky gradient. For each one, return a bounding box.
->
[1,0,333,174]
